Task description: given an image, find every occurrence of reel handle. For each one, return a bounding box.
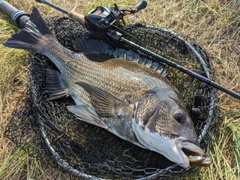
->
[132,0,147,13]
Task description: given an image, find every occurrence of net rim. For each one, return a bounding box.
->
[26,21,215,179]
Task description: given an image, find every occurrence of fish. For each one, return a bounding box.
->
[3,7,210,168]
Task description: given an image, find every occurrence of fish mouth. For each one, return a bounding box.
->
[181,140,211,167]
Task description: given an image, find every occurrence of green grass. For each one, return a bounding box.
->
[203,116,239,180]
[0,148,38,180]
[0,0,240,179]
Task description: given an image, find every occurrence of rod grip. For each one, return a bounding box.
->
[68,11,85,25]
[0,0,29,28]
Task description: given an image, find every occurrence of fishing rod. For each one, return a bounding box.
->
[0,0,239,100]
[0,0,30,28]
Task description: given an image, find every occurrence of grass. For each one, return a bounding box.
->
[0,147,40,180]
[0,0,240,179]
[204,112,240,180]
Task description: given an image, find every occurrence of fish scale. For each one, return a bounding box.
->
[63,60,150,105]
[73,63,166,99]
[47,43,169,105]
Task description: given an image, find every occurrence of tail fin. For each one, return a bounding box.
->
[3,7,53,53]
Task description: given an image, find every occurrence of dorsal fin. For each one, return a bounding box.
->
[75,38,113,54]
[75,38,168,76]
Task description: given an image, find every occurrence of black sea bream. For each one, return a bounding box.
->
[4,7,208,168]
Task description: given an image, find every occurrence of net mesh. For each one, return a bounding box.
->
[4,16,220,179]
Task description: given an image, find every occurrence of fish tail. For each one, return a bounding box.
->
[3,7,53,53]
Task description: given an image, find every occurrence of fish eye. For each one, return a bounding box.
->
[174,111,185,124]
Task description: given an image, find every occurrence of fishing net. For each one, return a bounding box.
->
[4,16,219,179]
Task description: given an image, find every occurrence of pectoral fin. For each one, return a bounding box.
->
[75,82,128,117]
[67,105,108,129]
[45,69,69,100]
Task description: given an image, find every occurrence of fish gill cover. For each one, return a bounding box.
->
[4,16,219,179]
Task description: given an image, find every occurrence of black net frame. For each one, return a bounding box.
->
[4,16,219,179]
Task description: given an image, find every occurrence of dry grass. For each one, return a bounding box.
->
[0,0,239,179]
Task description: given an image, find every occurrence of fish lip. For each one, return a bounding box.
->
[173,135,204,156]
[180,140,211,165]
[181,140,205,156]
[173,137,207,168]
